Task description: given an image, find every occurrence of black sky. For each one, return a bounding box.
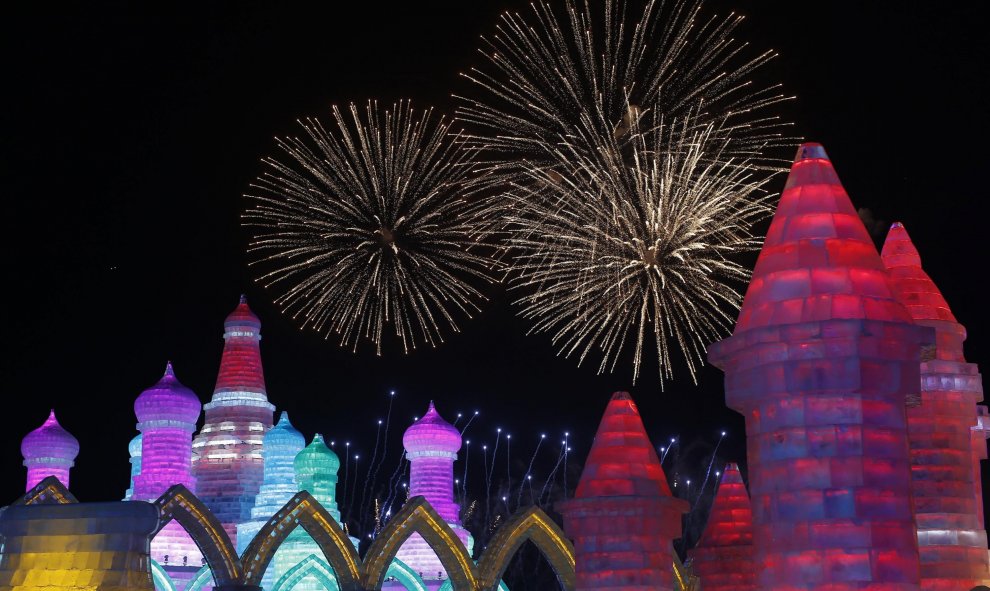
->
[2,0,988,533]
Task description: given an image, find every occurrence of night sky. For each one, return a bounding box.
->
[2,0,988,536]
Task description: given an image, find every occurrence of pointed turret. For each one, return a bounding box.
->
[192,295,276,546]
[21,410,79,491]
[882,222,990,590]
[560,392,688,591]
[709,143,932,591]
[689,464,755,591]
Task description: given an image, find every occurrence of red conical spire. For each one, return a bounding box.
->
[734,143,910,333]
[881,222,957,324]
[214,295,266,393]
[691,463,755,591]
[575,391,672,498]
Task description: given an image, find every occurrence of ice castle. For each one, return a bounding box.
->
[3,144,990,591]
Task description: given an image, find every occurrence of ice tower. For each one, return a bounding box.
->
[123,433,142,501]
[21,410,79,491]
[709,143,932,591]
[559,392,688,591]
[395,402,473,584]
[882,222,990,590]
[192,295,276,546]
[132,362,204,573]
[237,411,307,589]
[689,463,755,591]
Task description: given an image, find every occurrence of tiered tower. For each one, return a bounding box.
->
[709,143,932,591]
[20,410,79,491]
[272,433,358,591]
[122,433,142,500]
[559,391,688,591]
[132,362,204,573]
[395,402,473,585]
[881,222,990,590]
[236,412,307,589]
[689,463,755,591]
[192,295,276,546]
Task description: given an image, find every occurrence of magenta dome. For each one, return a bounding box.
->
[134,362,201,425]
[20,409,79,463]
[403,401,461,454]
[225,294,262,331]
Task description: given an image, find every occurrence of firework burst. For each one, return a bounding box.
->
[244,101,498,354]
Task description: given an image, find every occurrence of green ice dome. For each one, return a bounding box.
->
[293,433,341,518]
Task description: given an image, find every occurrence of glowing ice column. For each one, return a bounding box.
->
[192,295,275,547]
[132,362,204,572]
[20,409,79,491]
[689,463,755,591]
[709,143,930,591]
[395,402,473,583]
[559,392,687,591]
[882,222,990,590]
[237,411,306,590]
[123,433,142,500]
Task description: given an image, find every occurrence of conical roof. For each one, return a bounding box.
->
[265,412,305,459]
[881,222,957,324]
[134,362,201,424]
[214,295,267,394]
[575,392,673,498]
[733,143,911,333]
[403,401,461,454]
[225,294,262,330]
[696,463,753,548]
[21,410,80,462]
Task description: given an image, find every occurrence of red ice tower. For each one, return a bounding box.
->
[191,295,275,545]
[689,463,755,591]
[709,143,932,591]
[559,392,688,591]
[881,222,990,590]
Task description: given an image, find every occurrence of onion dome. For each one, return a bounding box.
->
[128,433,143,458]
[21,410,80,464]
[134,362,201,425]
[403,401,461,455]
[225,293,262,331]
[294,433,340,479]
[266,411,305,453]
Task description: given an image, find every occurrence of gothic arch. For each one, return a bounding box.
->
[149,559,177,591]
[362,496,477,591]
[154,484,240,587]
[16,476,77,505]
[438,580,509,591]
[271,554,338,591]
[477,507,574,591]
[185,564,213,591]
[239,491,361,591]
[384,558,429,591]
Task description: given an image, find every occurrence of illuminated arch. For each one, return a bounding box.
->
[16,476,77,505]
[149,559,177,591]
[477,507,574,591]
[384,558,429,591]
[437,580,509,591]
[185,564,213,591]
[362,496,477,591]
[271,554,338,591]
[154,484,240,587]
[239,491,361,591]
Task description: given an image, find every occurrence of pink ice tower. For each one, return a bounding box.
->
[689,463,756,591]
[709,143,933,591]
[881,222,990,590]
[192,295,275,547]
[395,401,473,584]
[132,362,205,572]
[20,409,79,491]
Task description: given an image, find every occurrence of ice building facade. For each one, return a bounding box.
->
[192,295,276,547]
[20,410,79,491]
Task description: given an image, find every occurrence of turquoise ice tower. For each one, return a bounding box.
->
[270,434,358,591]
[236,411,306,589]
[122,433,142,500]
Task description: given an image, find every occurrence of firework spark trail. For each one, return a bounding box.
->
[539,442,568,504]
[461,440,471,499]
[661,436,678,465]
[483,444,492,527]
[487,429,502,490]
[505,434,512,507]
[358,419,382,522]
[517,434,546,508]
[459,410,479,436]
[361,392,397,522]
[694,431,727,505]
[341,442,351,523]
[244,101,500,355]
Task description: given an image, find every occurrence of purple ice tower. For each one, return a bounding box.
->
[395,402,473,585]
[21,409,79,491]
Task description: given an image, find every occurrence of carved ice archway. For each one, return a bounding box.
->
[154,484,241,587]
[476,507,574,591]
[271,554,339,591]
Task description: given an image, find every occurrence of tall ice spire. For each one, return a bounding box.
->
[882,222,990,590]
[689,463,755,591]
[192,295,276,546]
[709,143,932,591]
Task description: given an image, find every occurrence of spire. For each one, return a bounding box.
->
[575,391,673,498]
[164,360,175,377]
[881,222,957,324]
[733,142,911,334]
[696,464,753,548]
